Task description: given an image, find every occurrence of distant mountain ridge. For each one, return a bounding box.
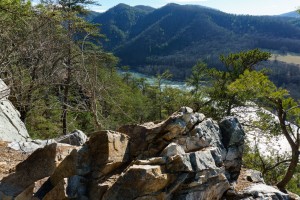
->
[92,3,154,49]
[279,11,300,18]
[93,3,300,76]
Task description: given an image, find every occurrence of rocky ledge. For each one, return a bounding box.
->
[0,107,298,200]
[0,79,29,142]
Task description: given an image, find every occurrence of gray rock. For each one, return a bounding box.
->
[8,130,87,153]
[0,79,10,99]
[66,175,87,198]
[102,165,170,200]
[209,147,224,167]
[177,107,206,131]
[223,168,300,200]
[55,130,87,146]
[189,149,217,172]
[173,170,230,200]
[0,79,29,142]
[245,169,265,183]
[179,106,194,124]
[242,184,289,200]
[8,139,57,153]
[226,146,242,161]
[219,117,245,181]
[219,117,245,148]
[179,106,193,115]
[161,142,185,157]
[164,118,187,139]
[177,119,226,157]
[135,157,167,165]
[166,154,193,172]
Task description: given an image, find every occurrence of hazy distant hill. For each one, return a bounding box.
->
[134,5,155,13]
[279,11,300,18]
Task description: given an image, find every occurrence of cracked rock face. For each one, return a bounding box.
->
[0,79,29,142]
[0,107,248,200]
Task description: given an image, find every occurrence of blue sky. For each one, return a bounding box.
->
[88,0,300,15]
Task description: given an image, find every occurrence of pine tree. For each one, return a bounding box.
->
[229,70,300,191]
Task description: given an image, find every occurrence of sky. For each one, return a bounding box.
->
[88,0,300,16]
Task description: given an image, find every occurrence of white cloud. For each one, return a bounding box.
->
[87,4,107,13]
[91,8,107,13]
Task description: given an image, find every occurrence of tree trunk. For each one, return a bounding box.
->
[276,146,299,191]
[62,64,71,135]
[62,47,71,135]
[275,99,299,191]
[62,14,72,135]
[226,95,236,116]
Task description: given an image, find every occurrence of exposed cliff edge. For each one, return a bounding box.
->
[0,79,29,142]
[0,107,298,200]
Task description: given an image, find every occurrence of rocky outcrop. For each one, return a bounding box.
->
[223,168,297,200]
[0,79,29,142]
[0,107,297,200]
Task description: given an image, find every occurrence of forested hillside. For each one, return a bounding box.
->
[93,3,300,69]
[93,3,300,99]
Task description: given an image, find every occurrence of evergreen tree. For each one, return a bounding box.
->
[191,49,271,119]
[44,0,100,134]
[229,70,300,191]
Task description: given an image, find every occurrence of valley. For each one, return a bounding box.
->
[92,3,300,99]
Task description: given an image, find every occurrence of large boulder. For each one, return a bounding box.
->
[0,143,78,199]
[78,130,130,178]
[0,143,57,198]
[34,130,130,199]
[0,79,29,142]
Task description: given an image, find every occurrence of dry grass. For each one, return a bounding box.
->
[271,54,300,65]
[0,141,29,180]
[234,168,254,192]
